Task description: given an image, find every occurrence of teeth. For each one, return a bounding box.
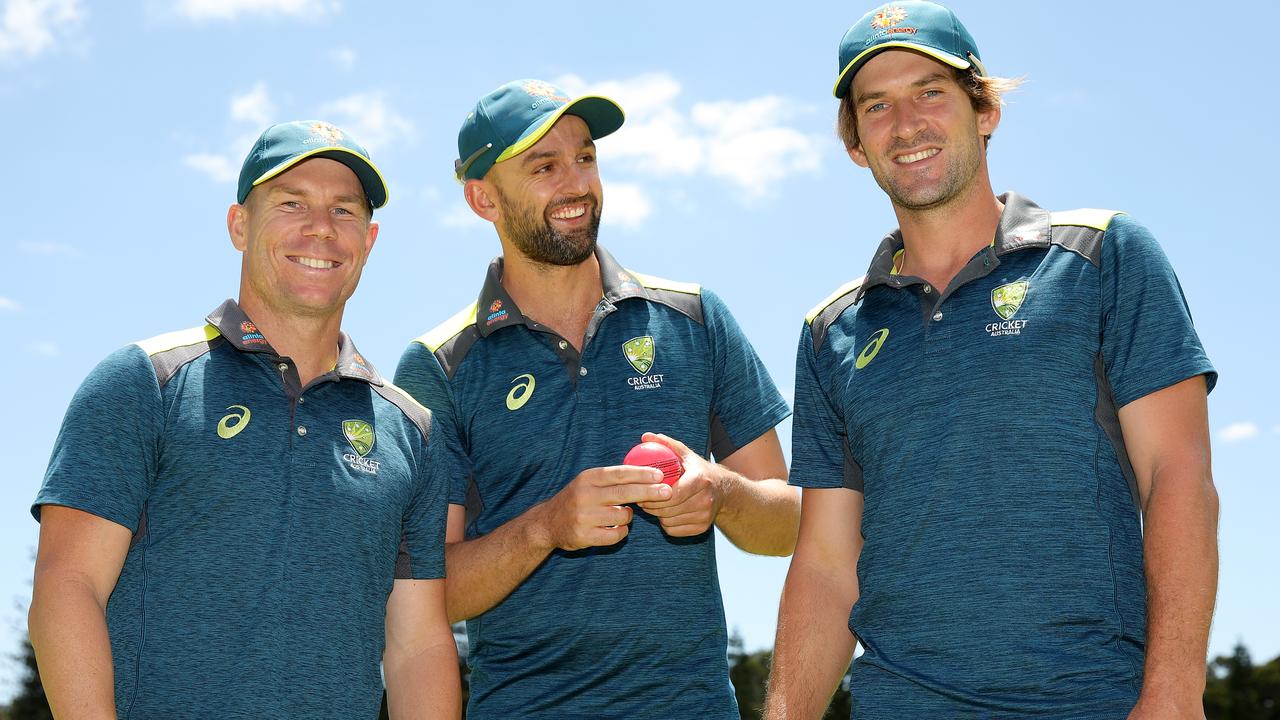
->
[293,256,336,269]
[550,204,586,220]
[895,148,940,164]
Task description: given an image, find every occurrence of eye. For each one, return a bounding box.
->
[922,89,943,99]
[282,200,303,209]
[533,164,553,175]
[577,153,595,165]
[333,207,353,216]
[865,102,888,114]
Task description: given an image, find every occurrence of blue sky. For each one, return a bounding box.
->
[3,0,1278,699]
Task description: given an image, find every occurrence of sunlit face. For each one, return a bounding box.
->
[484,115,603,266]
[848,50,999,211]
[229,157,378,319]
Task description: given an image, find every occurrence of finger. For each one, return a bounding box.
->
[640,432,694,459]
[602,482,672,506]
[658,519,712,538]
[587,523,630,547]
[588,465,664,487]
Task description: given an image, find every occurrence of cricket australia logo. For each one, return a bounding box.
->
[342,419,380,475]
[986,280,1030,337]
[623,336,664,391]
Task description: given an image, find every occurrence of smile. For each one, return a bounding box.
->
[894,148,940,165]
[549,203,587,220]
[289,256,339,270]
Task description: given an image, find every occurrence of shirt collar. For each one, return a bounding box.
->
[473,245,641,337]
[855,192,1050,301]
[205,299,382,384]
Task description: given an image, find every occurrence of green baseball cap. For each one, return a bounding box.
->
[237,120,389,209]
[455,79,625,182]
[834,0,986,99]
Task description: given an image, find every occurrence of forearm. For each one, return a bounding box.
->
[1138,468,1219,704]
[384,638,462,719]
[764,560,857,720]
[28,575,118,719]
[715,474,800,556]
[444,503,555,622]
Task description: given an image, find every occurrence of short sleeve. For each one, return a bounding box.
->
[394,341,471,506]
[702,288,791,462]
[33,345,163,531]
[788,322,863,491]
[396,419,457,580]
[1100,215,1216,408]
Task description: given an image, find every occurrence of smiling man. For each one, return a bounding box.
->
[393,79,798,718]
[28,121,460,719]
[766,2,1219,718]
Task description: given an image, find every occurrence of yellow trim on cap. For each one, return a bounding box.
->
[806,276,866,323]
[493,95,623,165]
[1050,209,1124,232]
[630,271,700,296]
[414,302,479,352]
[833,42,972,97]
[252,146,390,207]
[135,324,222,356]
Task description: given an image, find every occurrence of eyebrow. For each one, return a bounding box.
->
[855,72,953,105]
[267,185,364,206]
[519,138,597,167]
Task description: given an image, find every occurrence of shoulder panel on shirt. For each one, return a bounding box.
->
[134,324,224,389]
[371,381,434,443]
[632,271,704,324]
[413,302,481,380]
[1050,209,1125,268]
[806,277,865,351]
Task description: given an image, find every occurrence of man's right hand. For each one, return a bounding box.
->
[540,466,672,551]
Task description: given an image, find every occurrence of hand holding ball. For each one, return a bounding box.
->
[623,441,684,487]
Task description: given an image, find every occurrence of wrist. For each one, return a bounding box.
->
[522,501,559,553]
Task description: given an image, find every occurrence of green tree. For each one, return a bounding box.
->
[1205,642,1280,719]
[7,635,52,720]
[727,631,850,720]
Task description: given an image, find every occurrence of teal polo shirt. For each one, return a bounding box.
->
[791,193,1216,718]
[394,246,790,719]
[33,300,456,719]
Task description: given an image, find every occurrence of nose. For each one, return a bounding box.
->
[891,101,927,143]
[302,206,337,241]
[562,160,594,197]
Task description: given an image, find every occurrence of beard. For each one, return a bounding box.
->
[494,184,602,267]
[869,130,983,212]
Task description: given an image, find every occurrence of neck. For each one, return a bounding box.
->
[892,175,1003,291]
[236,293,343,387]
[499,242,602,350]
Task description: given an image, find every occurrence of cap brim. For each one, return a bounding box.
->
[833,43,972,98]
[251,146,390,209]
[494,95,626,165]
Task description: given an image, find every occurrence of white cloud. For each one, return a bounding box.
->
[230,82,274,126]
[555,72,823,202]
[175,0,336,21]
[603,182,651,229]
[0,0,82,59]
[19,241,80,258]
[1272,425,1280,435]
[319,92,414,153]
[184,152,239,183]
[0,296,19,311]
[331,47,355,71]
[28,340,58,356]
[1218,422,1259,443]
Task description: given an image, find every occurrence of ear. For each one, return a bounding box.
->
[363,220,379,259]
[847,142,870,169]
[464,179,500,224]
[227,204,249,251]
[977,103,1001,138]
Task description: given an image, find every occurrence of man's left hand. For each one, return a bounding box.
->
[635,432,729,537]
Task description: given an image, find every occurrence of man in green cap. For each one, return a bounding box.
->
[29,120,461,718]
[394,79,799,718]
[767,2,1218,718]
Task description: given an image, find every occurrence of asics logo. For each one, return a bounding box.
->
[506,374,536,411]
[216,405,251,439]
[855,329,889,369]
